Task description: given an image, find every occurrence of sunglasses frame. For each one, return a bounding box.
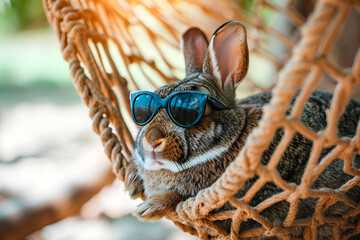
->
[130,90,229,128]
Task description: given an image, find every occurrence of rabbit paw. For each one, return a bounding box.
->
[124,163,144,199]
[133,198,168,221]
[133,192,182,221]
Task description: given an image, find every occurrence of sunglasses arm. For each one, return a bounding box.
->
[207,96,229,110]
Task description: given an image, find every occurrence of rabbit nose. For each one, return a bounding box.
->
[152,139,163,149]
[145,127,165,149]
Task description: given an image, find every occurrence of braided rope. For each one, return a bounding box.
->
[43,0,360,239]
[44,0,131,181]
[172,0,360,238]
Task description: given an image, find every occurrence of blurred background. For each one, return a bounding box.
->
[0,0,359,239]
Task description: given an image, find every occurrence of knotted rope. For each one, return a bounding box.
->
[44,0,360,238]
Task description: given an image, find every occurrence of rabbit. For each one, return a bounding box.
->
[124,20,360,239]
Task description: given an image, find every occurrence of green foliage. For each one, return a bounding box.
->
[236,0,278,22]
[238,0,255,16]
[0,0,48,34]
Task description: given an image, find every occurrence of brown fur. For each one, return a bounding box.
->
[125,21,360,239]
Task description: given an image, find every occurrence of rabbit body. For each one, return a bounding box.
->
[125,21,360,239]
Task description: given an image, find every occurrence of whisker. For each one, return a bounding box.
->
[180,163,186,171]
[130,168,141,185]
[187,162,194,170]
[174,162,181,172]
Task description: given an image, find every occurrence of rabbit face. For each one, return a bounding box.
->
[133,21,249,172]
[134,75,247,172]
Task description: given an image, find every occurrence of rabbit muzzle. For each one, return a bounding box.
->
[137,124,187,171]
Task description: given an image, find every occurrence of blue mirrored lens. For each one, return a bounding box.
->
[133,94,156,124]
[169,94,201,126]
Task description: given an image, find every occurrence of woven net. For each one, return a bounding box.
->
[43,0,360,239]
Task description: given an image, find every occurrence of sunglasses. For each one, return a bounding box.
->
[130,90,229,128]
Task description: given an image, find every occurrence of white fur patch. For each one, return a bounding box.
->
[209,38,222,83]
[136,146,228,172]
[144,157,180,172]
[185,147,228,171]
[143,157,167,171]
[134,142,183,172]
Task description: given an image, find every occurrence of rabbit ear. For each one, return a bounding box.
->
[203,21,249,92]
[180,27,209,75]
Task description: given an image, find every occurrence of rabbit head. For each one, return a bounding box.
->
[134,21,249,173]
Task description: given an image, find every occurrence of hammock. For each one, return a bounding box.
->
[43,0,360,239]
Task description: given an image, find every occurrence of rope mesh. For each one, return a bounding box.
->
[43,0,360,238]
